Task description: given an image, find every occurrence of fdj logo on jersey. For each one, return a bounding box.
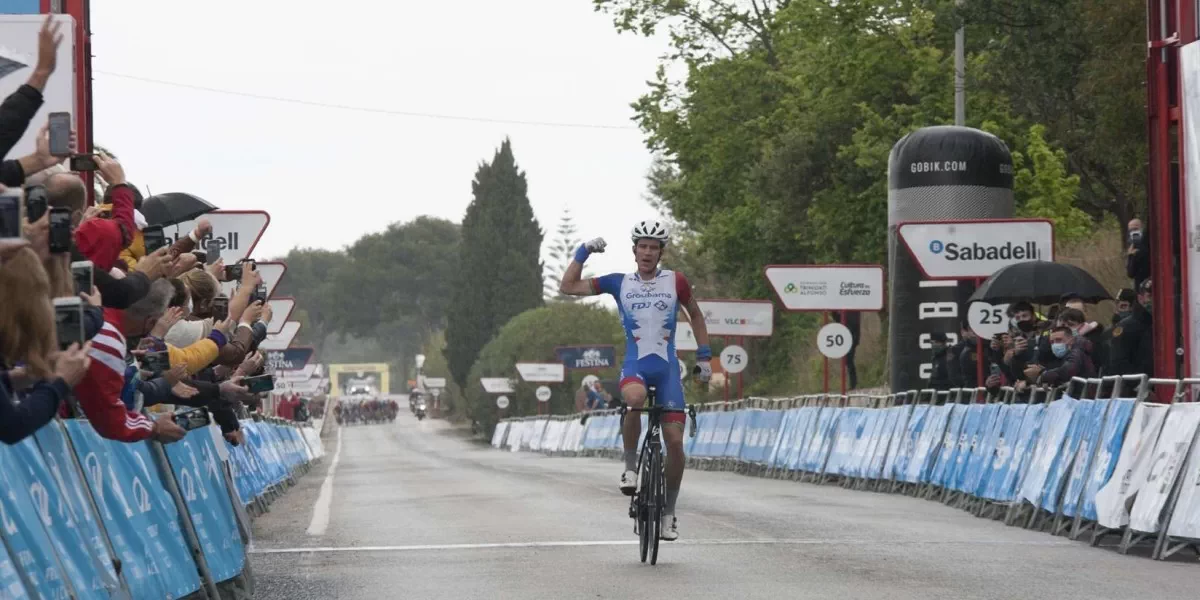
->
[631,302,651,310]
[929,239,1040,261]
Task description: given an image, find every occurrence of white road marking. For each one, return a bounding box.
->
[305,426,343,536]
[251,537,1074,555]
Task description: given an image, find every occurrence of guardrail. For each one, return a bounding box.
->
[0,415,324,599]
[491,375,1200,562]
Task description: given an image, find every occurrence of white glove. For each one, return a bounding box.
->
[584,237,607,253]
[695,360,712,383]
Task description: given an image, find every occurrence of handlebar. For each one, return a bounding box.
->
[618,404,699,438]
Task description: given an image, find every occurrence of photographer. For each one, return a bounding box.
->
[1126,219,1151,292]
[0,244,90,444]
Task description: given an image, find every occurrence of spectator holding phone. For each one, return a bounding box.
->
[0,245,91,443]
[1025,325,1096,386]
[0,16,70,187]
[1126,219,1151,292]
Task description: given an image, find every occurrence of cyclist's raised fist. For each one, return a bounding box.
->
[585,238,607,253]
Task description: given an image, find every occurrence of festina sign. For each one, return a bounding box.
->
[221,261,287,299]
[897,219,1054,279]
[515,362,565,383]
[264,347,314,372]
[555,345,616,370]
[764,265,885,312]
[699,300,774,337]
[163,210,270,264]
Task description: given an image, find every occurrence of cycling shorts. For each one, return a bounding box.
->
[620,355,686,425]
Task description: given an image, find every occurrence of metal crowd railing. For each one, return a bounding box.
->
[0,415,324,600]
[491,375,1200,562]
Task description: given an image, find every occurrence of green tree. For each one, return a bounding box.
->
[543,207,586,302]
[1012,125,1090,243]
[445,139,545,387]
[463,302,624,432]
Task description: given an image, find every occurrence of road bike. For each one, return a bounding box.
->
[619,387,697,565]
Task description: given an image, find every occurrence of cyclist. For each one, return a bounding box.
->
[558,220,712,541]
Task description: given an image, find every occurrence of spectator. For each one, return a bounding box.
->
[1058,307,1107,373]
[1026,324,1095,386]
[832,311,862,389]
[1126,218,1151,292]
[0,244,91,444]
[948,321,979,388]
[73,278,186,443]
[1109,278,1154,376]
[293,398,310,423]
[1111,288,1136,326]
[928,332,953,391]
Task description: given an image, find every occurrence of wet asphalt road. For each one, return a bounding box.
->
[247,414,1196,600]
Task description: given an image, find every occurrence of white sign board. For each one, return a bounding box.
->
[1182,42,1200,379]
[0,16,76,159]
[258,321,301,350]
[817,323,853,359]
[265,298,295,334]
[481,377,515,394]
[765,265,884,312]
[221,261,288,300]
[699,300,774,337]
[535,385,552,402]
[423,377,447,389]
[496,395,510,409]
[675,322,698,352]
[515,362,565,383]
[720,345,748,374]
[279,365,317,381]
[289,379,320,394]
[967,301,1010,339]
[164,211,270,264]
[898,220,1054,279]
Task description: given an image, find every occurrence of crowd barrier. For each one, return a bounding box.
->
[0,415,324,600]
[491,375,1200,562]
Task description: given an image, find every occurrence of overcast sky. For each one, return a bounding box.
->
[89,1,670,282]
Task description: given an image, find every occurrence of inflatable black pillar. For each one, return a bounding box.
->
[888,126,1014,392]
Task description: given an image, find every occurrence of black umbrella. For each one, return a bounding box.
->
[140,192,216,227]
[969,260,1112,305]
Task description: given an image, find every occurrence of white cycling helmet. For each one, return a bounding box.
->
[581,375,599,390]
[630,220,670,246]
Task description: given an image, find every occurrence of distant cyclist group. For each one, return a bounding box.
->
[559,220,712,544]
[334,398,399,425]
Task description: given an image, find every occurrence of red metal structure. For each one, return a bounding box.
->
[1146,0,1195,379]
[41,0,94,204]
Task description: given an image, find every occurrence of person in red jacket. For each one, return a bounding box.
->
[73,154,136,271]
[73,279,186,443]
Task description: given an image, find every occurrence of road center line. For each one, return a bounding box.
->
[251,538,1074,555]
[305,426,343,536]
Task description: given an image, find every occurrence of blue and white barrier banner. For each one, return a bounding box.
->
[1039,398,1094,512]
[1019,397,1077,505]
[851,409,884,478]
[1128,403,1200,533]
[0,436,105,600]
[1166,411,1200,539]
[985,404,1043,502]
[63,421,202,599]
[1081,399,1135,522]
[948,404,985,492]
[782,407,818,470]
[1095,403,1170,528]
[741,410,783,465]
[867,406,902,479]
[528,419,548,452]
[905,404,949,484]
[931,404,966,487]
[881,405,911,480]
[708,412,735,458]
[961,403,1003,496]
[894,404,929,482]
[802,407,841,473]
[491,422,509,449]
[825,407,860,476]
[164,429,246,583]
[0,535,26,600]
[766,408,799,467]
[1061,399,1110,517]
[723,410,749,458]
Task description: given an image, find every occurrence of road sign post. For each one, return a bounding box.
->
[765,265,883,394]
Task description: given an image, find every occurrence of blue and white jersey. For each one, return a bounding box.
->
[592,270,694,362]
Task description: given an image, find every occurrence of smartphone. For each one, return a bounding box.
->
[211,295,229,321]
[53,297,84,350]
[250,283,268,303]
[191,249,207,265]
[244,374,275,394]
[205,241,221,265]
[990,364,1002,377]
[69,154,97,172]
[142,225,168,254]
[173,407,210,432]
[223,263,243,282]
[70,260,93,295]
[24,185,47,222]
[141,350,171,375]
[48,207,71,254]
[0,189,22,240]
[48,112,71,156]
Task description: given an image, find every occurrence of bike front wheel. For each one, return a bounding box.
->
[649,449,663,565]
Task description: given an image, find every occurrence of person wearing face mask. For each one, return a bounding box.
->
[1057,307,1107,372]
[1024,325,1095,386]
[927,332,954,391]
[1109,278,1154,376]
[1005,301,1043,379]
[1111,288,1136,326]
[947,322,978,388]
[1125,219,1151,292]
